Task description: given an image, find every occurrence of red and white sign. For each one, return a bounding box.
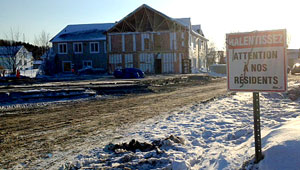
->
[226,29,287,92]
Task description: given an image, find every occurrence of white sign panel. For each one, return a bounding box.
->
[226,29,287,92]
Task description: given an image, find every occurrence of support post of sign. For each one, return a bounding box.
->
[253,92,263,163]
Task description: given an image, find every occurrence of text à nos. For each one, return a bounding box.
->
[244,64,267,72]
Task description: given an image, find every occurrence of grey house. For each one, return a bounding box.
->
[50,23,114,73]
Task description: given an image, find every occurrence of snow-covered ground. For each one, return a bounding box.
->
[20,69,39,78]
[208,71,226,78]
[58,88,300,170]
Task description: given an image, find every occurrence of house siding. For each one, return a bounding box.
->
[53,40,108,73]
[106,5,207,74]
[108,31,190,74]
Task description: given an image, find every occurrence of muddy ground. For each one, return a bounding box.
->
[0,74,299,169]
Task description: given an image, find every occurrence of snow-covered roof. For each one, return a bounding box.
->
[287,49,300,59]
[50,23,115,43]
[174,18,191,28]
[33,60,43,64]
[192,25,204,36]
[0,46,23,56]
[174,19,206,40]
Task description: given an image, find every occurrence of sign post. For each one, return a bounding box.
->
[253,92,263,162]
[226,29,287,163]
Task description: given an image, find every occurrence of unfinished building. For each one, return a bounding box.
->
[107,4,208,74]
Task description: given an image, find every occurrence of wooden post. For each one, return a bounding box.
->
[253,92,263,163]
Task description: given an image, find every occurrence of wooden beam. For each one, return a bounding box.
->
[121,22,125,32]
[113,26,121,33]
[138,9,146,31]
[156,19,167,31]
[145,9,154,31]
[124,20,136,32]
[166,20,171,30]
[153,12,157,31]
[134,14,138,31]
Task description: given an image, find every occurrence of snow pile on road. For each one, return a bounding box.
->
[59,91,300,170]
[208,71,226,78]
[20,69,39,78]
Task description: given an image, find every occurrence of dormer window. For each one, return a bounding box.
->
[58,43,67,54]
[73,42,83,54]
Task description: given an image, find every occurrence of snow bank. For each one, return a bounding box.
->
[20,69,39,78]
[253,118,300,170]
[208,71,226,78]
[31,84,300,170]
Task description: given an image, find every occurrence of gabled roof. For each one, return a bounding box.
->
[108,4,192,33]
[107,4,207,40]
[138,4,191,29]
[0,46,23,56]
[50,23,115,43]
[174,18,191,28]
[287,49,300,59]
[192,25,204,36]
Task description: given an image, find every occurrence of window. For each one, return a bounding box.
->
[58,43,67,54]
[73,42,83,53]
[193,39,197,49]
[144,38,149,50]
[83,60,92,68]
[181,32,185,47]
[90,42,99,53]
[142,34,150,51]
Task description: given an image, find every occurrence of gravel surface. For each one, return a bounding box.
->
[0,76,227,169]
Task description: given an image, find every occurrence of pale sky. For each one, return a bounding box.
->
[1,0,299,49]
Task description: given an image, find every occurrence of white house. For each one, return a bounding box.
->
[0,46,33,75]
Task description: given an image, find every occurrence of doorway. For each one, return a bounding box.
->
[155,59,162,74]
[62,61,72,72]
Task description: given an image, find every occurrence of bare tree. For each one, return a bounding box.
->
[34,31,52,57]
[34,30,52,75]
[34,30,50,48]
[0,28,25,75]
[206,42,217,68]
[34,30,51,56]
[7,27,21,42]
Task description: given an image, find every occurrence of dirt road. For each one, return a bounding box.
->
[0,77,228,169]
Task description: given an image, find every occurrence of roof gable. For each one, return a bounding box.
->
[108,4,190,33]
[175,18,191,28]
[192,25,204,36]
